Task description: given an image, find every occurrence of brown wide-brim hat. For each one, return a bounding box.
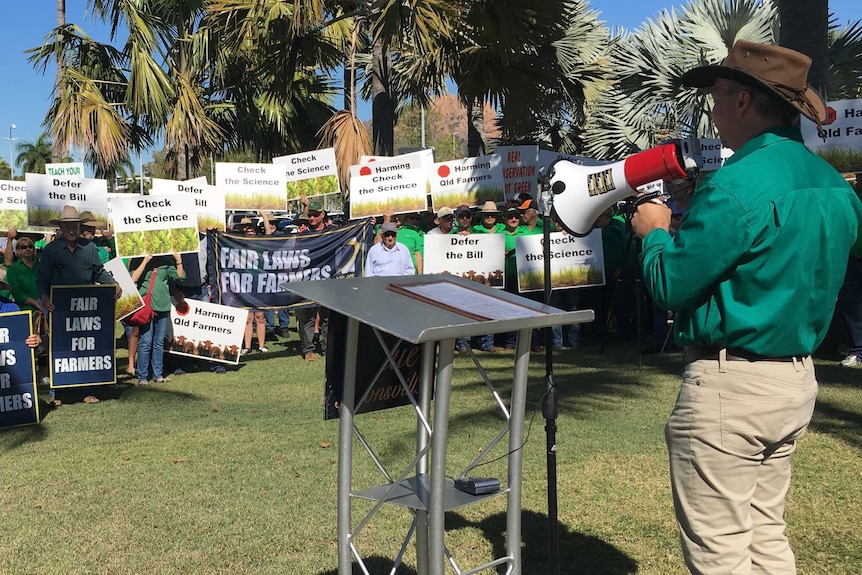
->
[78,211,106,228]
[49,204,84,226]
[681,39,827,124]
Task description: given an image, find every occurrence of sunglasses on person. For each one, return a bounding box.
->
[308,210,322,217]
[382,231,397,238]
[17,244,35,250]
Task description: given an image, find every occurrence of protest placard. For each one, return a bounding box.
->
[0,181,34,231]
[152,176,226,230]
[110,193,200,258]
[215,162,286,211]
[422,233,505,288]
[357,149,435,170]
[427,154,504,210]
[104,258,145,321]
[168,299,246,365]
[802,98,862,152]
[48,285,116,388]
[24,173,109,228]
[274,148,340,200]
[0,311,40,428]
[496,145,539,201]
[348,156,428,220]
[515,231,605,292]
[699,138,733,171]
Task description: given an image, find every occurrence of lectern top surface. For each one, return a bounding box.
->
[281,274,594,344]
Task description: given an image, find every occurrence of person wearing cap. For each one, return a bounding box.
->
[472,201,504,234]
[36,205,121,404]
[426,207,456,235]
[295,199,336,361]
[364,222,415,277]
[517,197,556,236]
[78,211,111,264]
[631,40,862,574]
[453,205,474,235]
[391,211,424,273]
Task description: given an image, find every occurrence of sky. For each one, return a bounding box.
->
[0,0,858,173]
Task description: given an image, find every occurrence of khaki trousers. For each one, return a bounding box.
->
[666,351,817,575]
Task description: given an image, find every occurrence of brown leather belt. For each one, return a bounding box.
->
[684,346,808,363]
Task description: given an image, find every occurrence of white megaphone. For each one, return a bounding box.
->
[546,141,699,236]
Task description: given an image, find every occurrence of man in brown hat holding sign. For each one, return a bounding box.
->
[632,41,862,574]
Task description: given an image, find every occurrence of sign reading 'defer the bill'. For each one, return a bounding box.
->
[168,299,246,365]
[0,311,40,428]
[216,162,286,211]
[152,176,226,230]
[104,258,145,321]
[0,181,33,232]
[25,172,109,228]
[428,154,504,210]
[515,231,605,293]
[349,157,428,220]
[273,148,340,201]
[49,285,116,388]
[111,193,200,258]
[496,145,539,201]
[422,233,506,289]
[802,98,862,152]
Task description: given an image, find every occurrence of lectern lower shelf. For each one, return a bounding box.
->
[352,475,508,512]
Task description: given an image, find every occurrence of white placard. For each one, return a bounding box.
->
[356,149,435,175]
[273,148,341,202]
[802,98,862,152]
[422,233,506,289]
[0,183,32,231]
[215,162,286,211]
[45,162,85,179]
[169,299,247,365]
[110,193,200,258]
[24,173,109,228]
[348,159,428,219]
[152,176,225,230]
[515,231,605,292]
[699,138,733,171]
[496,145,539,201]
[103,258,145,321]
[427,154,505,210]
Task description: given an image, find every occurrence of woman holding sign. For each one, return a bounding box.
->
[131,253,185,385]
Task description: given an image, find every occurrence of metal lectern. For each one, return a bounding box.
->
[283,275,593,575]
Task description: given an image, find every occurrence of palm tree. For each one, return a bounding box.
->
[0,158,11,180]
[52,0,67,163]
[15,133,53,175]
[580,0,776,159]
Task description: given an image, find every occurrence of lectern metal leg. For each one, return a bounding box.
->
[507,328,532,575]
[415,341,436,575]
[338,318,360,575]
[429,338,456,575]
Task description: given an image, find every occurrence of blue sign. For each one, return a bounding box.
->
[49,285,117,388]
[0,311,40,428]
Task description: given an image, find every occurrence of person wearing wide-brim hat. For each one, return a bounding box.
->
[78,211,111,263]
[472,200,504,234]
[631,40,862,575]
[36,204,121,404]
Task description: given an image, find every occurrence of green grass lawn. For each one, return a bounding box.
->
[2,330,860,574]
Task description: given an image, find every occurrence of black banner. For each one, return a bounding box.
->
[208,221,372,309]
[324,311,432,420]
[0,311,40,428]
[49,285,117,388]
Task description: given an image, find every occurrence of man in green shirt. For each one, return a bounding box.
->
[632,41,862,575]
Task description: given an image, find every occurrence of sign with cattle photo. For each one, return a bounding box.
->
[168,299,247,365]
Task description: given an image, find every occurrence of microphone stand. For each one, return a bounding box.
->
[537,177,560,575]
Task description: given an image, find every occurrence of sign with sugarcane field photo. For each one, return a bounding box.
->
[24,172,109,228]
[0,311,40,428]
[168,299,247,365]
[110,193,200,258]
[48,285,117,388]
[152,176,226,231]
[422,234,506,289]
[348,156,429,220]
[104,258,145,321]
[496,145,539,202]
[427,154,504,210]
[215,162,287,211]
[273,148,341,201]
[514,231,605,293]
[0,182,41,232]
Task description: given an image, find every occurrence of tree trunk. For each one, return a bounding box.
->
[776,0,830,101]
[371,36,394,156]
[52,0,66,163]
[467,98,486,157]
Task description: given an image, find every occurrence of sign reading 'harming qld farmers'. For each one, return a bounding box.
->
[427,154,504,211]
[110,193,200,258]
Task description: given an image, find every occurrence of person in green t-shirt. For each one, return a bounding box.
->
[472,201,505,234]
